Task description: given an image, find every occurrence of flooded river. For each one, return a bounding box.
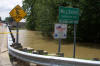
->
[13,29,100,60]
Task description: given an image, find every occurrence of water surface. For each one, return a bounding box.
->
[13,29,100,59]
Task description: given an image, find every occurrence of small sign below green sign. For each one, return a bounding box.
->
[59,6,79,24]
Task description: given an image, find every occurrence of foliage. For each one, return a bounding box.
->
[0,17,1,21]
[77,0,100,42]
[5,17,14,24]
[23,0,70,37]
[23,0,100,42]
[23,0,36,30]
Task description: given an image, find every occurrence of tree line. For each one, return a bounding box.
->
[22,0,100,43]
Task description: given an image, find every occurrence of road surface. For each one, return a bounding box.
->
[0,23,37,66]
[0,23,12,66]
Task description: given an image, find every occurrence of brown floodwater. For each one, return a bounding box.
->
[13,29,100,60]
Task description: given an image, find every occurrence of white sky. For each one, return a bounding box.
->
[0,0,22,20]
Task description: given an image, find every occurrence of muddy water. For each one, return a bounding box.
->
[13,30,100,59]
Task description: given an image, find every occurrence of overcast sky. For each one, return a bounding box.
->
[0,0,22,20]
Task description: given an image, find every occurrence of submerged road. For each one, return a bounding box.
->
[0,24,12,66]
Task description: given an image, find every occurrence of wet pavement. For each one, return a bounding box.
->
[0,24,37,66]
[0,24,12,66]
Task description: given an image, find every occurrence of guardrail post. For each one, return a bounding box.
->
[37,50,44,55]
[36,64,43,66]
[11,43,23,50]
[56,52,64,57]
[16,60,30,66]
[9,54,30,66]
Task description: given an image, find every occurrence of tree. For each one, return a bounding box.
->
[77,0,100,42]
[23,0,72,38]
[5,17,14,24]
[23,0,36,30]
[0,17,1,21]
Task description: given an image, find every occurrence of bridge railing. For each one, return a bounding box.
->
[7,27,100,66]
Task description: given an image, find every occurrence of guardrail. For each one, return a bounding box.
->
[7,27,100,66]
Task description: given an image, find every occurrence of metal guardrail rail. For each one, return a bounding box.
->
[7,27,100,66]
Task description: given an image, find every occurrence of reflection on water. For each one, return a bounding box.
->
[13,29,100,59]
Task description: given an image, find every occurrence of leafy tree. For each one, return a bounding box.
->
[5,17,14,24]
[77,0,100,42]
[23,0,72,38]
[23,0,100,42]
[23,0,36,30]
[0,17,1,21]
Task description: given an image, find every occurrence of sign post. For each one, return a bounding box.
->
[73,24,76,58]
[59,6,79,58]
[54,24,67,53]
[16,22,19,43]
[58,38,61,53]
[9,5,26,44]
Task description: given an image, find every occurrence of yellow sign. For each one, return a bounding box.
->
[9,5,26,22]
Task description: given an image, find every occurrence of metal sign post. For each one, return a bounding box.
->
[58,38,61,53]
[16,22,19,44]
[73,24,76,58]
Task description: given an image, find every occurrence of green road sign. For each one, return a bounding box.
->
[59,6,79,24]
